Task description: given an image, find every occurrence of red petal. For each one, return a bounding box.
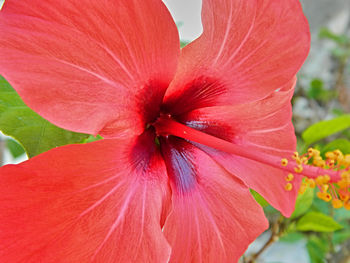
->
[179,82,299,216]
[0,135,171,262]
[161,137,268,262]
[163,0,310,114]
[0,0,179,137]
[212,154,301,217]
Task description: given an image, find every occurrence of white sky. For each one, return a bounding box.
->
[163,0,203,41]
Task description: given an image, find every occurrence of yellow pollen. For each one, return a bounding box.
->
[298,182,308,195]
[332,199,343,209]
[316,175,325,185]
[338,179,350,189]
[285,173,294,182]
[282,148,350,210]
[316,191,324,199]
[339,193,349,202]
[307,148,320,157]
[317,192,332,202]
[324,175,330,183]
[313,149,320,156]
[342,154,350,166]
[344,200,350,210]
[327,159,335,168]
[292,152,299,160]
[281,158,288,166]
[341,171,350,180]
[307,148,314,156]
[324,193,332,202]
[306,178,316,188]
[321,184,329,192]
[325,152,336,160]
[285,183,293,191]
[312,155,326,168]
[336,154,344,163]
[294,164,303,173]
[301,157,308,165]
[333,149,342,157]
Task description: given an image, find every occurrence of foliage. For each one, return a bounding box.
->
[0,76,89,158]
[296,212,343,232]
[302,114,350,145]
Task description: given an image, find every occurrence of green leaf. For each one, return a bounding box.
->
[180,40,190,48]
[0,76,90,157]
[332,47,350,59]
[279,232,304,243]
[311,197,330,215]
[307,78,336,102]
[82,135,103,143]
[290,186,314,219]
[319,27,349,45]
[322,139,350,155]
[334,206,350,221]
[332,108,344,116]
[296,212,343,232]
[307,236,328,263]
[176,21,184,28]
[302,114,350,145]
[307,79,324,100]
[6,138,25,158]
[250,189,269,207]
[333,229,350,244]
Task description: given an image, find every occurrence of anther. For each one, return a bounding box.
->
[301,157,308,164]
[339,192,349,202]
[332,199,343,209]
[306,178,316,188]
[292,152,299,160]
[333,149,342,157]
[281,158,288,166]
[316,175,325,185]
[324,175,330,183]
[294,164,303,173]
[325,152,336,160]
[307,148,314,156]
[345,200,350,210]
[321,184,329,192]
[285,173,294,182]
[317,192,332,202]
[284,183,293,191]
[298,182,307,194]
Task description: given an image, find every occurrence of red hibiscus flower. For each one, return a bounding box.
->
[0,0,311,262]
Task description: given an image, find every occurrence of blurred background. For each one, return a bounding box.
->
[1,0,350,262]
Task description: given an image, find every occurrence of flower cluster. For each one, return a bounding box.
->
[282,148,350,210]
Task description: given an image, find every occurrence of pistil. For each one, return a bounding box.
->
[154,115,340,181]
[154,115,350,209]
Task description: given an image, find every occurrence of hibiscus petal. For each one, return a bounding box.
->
[161,137,268,262]
[0,133,171,262]
[211,153,301,217]
[163,0,309,114]
[0,0,179,137]
[178,82,299,216]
